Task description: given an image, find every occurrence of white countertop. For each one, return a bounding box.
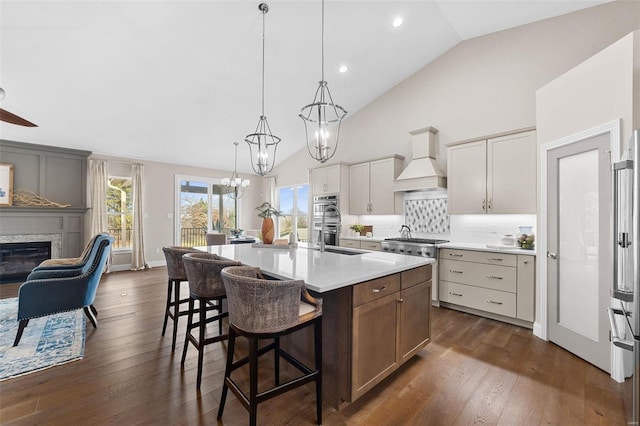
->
[195,242,434,293]
[439,242,537,256]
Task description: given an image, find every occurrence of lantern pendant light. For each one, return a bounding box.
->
[245,2,281,176]
[299,0,347,164]
[221,141,250,199]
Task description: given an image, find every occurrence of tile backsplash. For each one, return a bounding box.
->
[405,198,450,234]
[343,191,536,243]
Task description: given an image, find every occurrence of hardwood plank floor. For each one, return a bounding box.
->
[0,267,628,425]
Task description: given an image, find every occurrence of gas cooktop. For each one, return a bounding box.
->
[383,238,449,245]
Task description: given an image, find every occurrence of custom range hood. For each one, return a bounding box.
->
[394,126,446,192]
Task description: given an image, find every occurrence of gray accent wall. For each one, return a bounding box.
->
[0,140,90,257]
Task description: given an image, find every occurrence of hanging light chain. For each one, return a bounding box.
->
[261,3,266,116]
[321,0,324,83]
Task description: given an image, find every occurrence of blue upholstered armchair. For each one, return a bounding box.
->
[13,234,114,346]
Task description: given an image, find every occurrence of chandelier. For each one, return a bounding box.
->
[299,0,347,164]
[245,3,281,176]
[221,141,250,199]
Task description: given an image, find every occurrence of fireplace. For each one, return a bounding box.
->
[0,234,62,284]
[0,241,52,283]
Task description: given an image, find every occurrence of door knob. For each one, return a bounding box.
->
[547,252,558,259]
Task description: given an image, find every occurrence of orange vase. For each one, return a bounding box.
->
[261,217,274,244]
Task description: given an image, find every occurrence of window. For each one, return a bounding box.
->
[278,185,309,242]
[107,176,133,249]
[177,177,236,247]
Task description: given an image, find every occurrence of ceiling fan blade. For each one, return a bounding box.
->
[0,108,38,127]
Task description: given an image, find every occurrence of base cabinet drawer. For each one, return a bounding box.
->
[340,239,360,249]
[440,281,516,317]
[440,259,516,292]
[361,241,382,251]
[341,239,382,251]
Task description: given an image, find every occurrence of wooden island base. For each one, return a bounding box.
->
[282,264,432,409]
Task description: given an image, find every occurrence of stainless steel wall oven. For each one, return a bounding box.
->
[312,195,340,247]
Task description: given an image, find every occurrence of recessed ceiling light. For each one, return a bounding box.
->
[392,17,403,28]
[339,65,348,73]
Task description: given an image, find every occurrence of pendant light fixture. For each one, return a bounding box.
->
[245,2,280,176]
[299,0,347,164]
[221,141,250,199]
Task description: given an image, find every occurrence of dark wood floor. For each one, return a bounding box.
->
[0,267,628,425]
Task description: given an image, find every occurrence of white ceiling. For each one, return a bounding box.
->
[0,0,609,174]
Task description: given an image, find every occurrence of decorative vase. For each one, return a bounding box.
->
[261,217,275,244]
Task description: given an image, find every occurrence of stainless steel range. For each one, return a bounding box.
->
[381,237,449,258]
[381,237,449,305]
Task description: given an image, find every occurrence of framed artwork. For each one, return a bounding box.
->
[0,163,14,206]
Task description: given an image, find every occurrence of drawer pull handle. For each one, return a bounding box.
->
[449,253,463,257]
[372,286,387,293]
[449,292,463,297]
[450,269,463,274]
[487,257,503,261]
[486,299,503,305]
[487,275,503,280]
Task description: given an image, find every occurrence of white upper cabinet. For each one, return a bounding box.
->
[312,164,341,195]
[447,130,536,214]
[447,140,487,214]
[349,156,403,215]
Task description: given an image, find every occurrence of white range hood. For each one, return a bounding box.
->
[394,126,446,192]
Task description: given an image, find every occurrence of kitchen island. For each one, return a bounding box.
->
[196,242,434,409]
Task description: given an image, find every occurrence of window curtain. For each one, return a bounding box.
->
[131,164,148,270]
[89,159,111,271]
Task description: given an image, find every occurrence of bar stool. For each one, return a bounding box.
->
[162,246,200,351]
[218,266,323,426]
[181,252,241,390]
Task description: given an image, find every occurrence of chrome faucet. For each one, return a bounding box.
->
[320,205,341,253]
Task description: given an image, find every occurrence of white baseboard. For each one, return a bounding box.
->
[533,321,546,340]
[147,260,166,268]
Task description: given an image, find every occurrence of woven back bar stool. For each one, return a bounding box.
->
[181,252,241,390]
[218,266,323,426]
[162,246,200,350]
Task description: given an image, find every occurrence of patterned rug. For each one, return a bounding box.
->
[0,297,86,381]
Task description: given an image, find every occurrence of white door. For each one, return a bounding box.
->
[547,133,612,372]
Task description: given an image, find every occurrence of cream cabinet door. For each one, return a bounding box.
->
[447,140,487,214]
[349,162,370,215]
[325,164,341,194]
[369,158,396,215]
[487,130,536,214]
[311,167,328,195]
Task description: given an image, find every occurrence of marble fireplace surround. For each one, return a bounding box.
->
[0,233,63,259]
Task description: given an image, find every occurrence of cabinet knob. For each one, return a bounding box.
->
[398,298,404,303]
[547,252,558,260]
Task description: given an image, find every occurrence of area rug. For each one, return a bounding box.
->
[0,297,86,381]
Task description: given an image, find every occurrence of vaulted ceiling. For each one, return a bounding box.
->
[0,0,609,173]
